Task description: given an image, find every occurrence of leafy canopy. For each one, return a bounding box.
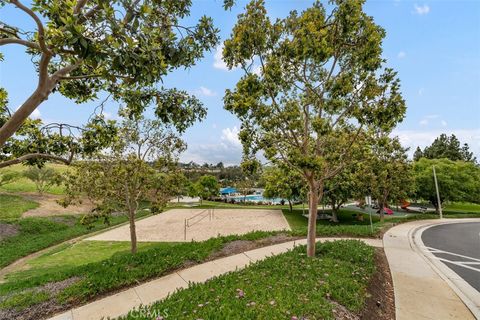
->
[413,134,476,163]
[0,0,224,164]
[223,0,406,186]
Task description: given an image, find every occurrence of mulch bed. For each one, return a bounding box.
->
[360,248,395,320]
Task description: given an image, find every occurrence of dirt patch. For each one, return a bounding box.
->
[0,277,80,320]
[330,299,359,320]
[209,240,258,259]
[256,233,292,246]
[0,223,18,241]
[209,234,298,260]
[360,248,395,320]
[48,216,77,226]
[20,193,93,217]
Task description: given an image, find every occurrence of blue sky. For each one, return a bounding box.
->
[1,0,479,164]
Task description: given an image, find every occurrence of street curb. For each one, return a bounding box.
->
[409,219,480,319]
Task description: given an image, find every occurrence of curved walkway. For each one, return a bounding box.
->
[48,237,382,320]
[384,218,479,320]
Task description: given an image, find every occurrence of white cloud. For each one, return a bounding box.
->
[213,44,237,71]
[30,108,41,119]
[180,126,243,165]
[195,86,217,97]
[397,51,406,59]
[392,128,480,158]
[418,88,425,96]
[413,4,430,15]
[221,126,241,147]
[418,115,449,127]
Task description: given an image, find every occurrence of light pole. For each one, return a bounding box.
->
[432,165,443,219]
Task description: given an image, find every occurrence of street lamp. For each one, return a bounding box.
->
[432,165,443,219]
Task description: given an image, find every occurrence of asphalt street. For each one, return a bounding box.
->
[422,222,480,292]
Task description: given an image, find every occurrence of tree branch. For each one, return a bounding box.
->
[10,0,53,56]
[0,38,41,50]
[0,152,74,169]
[74,0,88,14]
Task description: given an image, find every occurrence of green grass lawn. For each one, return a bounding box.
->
[0,212,149,268]
[0,163,70,195]
[0,231,276,314]
[283,208,384,237]
[123,240,375,320]
[0,194,39,219]
[4,241,168,282]
[444,202,480,213]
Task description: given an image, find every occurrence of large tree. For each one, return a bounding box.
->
[414,134,476,163]
[62,114,189,254]
[262,165,305,212]
[363,135,412,221]
[413,158,480,212]
[223,0,405,256]
[0,0,225,165]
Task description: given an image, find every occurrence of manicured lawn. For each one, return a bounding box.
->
[4,241,165,282]
[0,212,149,268]
[124,240,375,320]
[283,208,383,237]
[0,231,276,316]
[0,163,70,195]
[0,194,39,219]
[444,202,480,213]
[283,207,480,239]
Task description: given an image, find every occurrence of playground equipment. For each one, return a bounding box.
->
[400,200,428,213]
[184,209,214,240]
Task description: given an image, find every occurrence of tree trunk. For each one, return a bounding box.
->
[129,209,137,254]
[288,199,293,212]
[0,85,52,147]
[378,199,385,222]
[306,185,320,257]
[330,199,339,223]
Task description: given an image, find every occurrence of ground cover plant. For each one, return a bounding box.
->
[0,194,38,219]
[123,240,375,320]
[0,231,278,319]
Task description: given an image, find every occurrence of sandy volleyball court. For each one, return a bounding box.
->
[87,209,290,242]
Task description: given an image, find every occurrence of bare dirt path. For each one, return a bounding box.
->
[20,193,93,217]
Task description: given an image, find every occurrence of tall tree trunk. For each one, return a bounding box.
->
[306,184,320,257]
[288,199,293,212]
[129,209,137,254]
[378,198,385,222]
[331,199,339,223]
[0,86,51,147]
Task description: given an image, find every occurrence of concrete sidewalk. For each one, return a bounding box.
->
[384,219,478,320]
[48,237,382,320]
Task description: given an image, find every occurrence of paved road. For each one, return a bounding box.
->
[422,222,480,292]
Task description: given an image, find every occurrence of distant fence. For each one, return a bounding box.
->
[184,209,214,240]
